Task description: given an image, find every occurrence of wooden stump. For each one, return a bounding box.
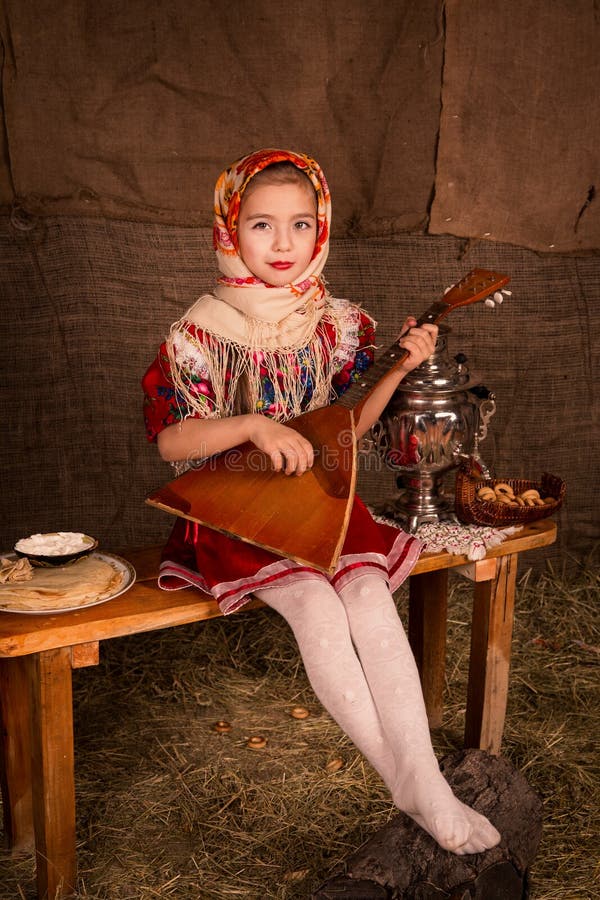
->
[312,749,542,899]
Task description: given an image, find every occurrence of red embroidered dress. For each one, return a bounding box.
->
[142,302,423,614]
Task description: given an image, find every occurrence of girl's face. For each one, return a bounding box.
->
[237,181,317,287]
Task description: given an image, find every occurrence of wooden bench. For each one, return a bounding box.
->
[0,520,556,899]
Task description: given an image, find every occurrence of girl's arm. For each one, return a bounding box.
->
[353,318,437,439]
[157,412,315,476]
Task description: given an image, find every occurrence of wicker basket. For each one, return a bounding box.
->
[454,469,566,527]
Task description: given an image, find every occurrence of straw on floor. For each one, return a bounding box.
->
[1,555,598,899]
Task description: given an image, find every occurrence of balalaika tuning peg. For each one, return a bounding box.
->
[484,288,512,308]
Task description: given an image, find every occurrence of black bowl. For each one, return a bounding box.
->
[14,533,98,567]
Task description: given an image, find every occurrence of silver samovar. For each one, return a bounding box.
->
[370,325,496,532]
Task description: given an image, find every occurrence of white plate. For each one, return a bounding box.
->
[0,551,136,615]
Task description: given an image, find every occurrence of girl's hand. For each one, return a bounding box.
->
[247,416,314,476]
[397,317,438,372]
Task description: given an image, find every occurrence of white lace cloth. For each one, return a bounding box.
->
[415,522,521,560]
[372,513,521,561]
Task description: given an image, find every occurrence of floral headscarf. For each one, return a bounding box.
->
[214,147,330,285]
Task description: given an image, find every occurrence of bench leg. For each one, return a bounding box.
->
[0,656,34,852]
[408,569,449,729]
[465,553,518,755]
[29,648,77,899]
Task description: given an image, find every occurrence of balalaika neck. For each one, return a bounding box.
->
[336,300,449,412]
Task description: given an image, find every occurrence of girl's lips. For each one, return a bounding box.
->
[270,261,294,270]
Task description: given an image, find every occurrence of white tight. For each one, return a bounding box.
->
[255,574,500,855]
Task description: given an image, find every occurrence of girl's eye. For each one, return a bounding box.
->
[295,221,313,230]
[252,221,270,230]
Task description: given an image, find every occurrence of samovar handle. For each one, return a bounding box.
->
[460,388,497,480]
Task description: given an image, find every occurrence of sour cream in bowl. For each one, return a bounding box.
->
[14,532,98,567]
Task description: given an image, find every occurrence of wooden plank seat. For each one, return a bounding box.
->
[0,520,557,899]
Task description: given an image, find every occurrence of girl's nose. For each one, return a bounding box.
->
[273,228,291,251]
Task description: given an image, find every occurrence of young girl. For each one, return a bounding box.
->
[142,148,501,856]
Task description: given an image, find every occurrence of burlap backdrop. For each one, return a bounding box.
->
[0,0,442,234]
[0,1,598,249]
[430,0,600,252]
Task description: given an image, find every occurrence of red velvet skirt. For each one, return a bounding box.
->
[157,495,423,614]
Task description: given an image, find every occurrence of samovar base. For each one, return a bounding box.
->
[392,500,460,534]
[383,473,460,534]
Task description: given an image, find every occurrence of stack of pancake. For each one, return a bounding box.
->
[0,555,123,612]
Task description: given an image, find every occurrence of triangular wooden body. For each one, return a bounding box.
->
[147,404,357,574]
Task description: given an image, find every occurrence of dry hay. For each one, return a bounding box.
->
[1,554,598,899]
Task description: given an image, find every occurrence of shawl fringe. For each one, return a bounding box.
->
[165,298,365,425]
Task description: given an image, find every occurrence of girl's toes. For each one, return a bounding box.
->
[462,805,501,849]
[459,835,493,856]
[432,815,471,852]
